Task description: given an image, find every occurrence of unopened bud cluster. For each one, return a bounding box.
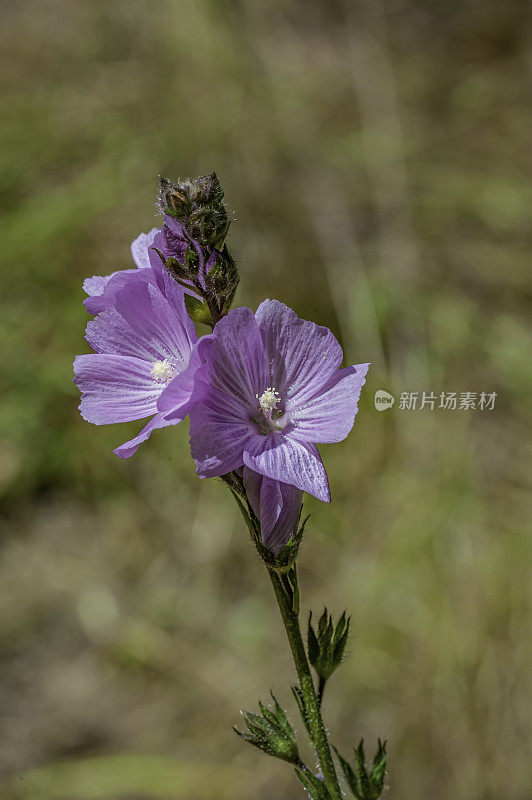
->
[158,172,229,248]
[234,693,299,764]
[156,172,238,321]
[334,739,387,800]
[308,609,350,681]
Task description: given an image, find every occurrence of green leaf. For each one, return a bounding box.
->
[333,739,387,800]
[308,608,351,681]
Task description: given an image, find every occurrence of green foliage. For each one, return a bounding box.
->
[334,740,387,800]
[294,767,332,800]
[308,609,350,681]
[234,693,300,764]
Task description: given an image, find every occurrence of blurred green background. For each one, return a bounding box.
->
[1,1,531,798]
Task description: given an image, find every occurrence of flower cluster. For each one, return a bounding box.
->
[73,176,386,800]
[74,176,369,555]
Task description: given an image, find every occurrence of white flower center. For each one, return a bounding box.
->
[150,359,175,384]
[257,387,280,415]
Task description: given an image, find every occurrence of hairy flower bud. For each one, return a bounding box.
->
[158,172,230,249]
[334,739,387,800]
[156,176,238,310]
[308,609,350,681]
[158,178,191,218]
[204,245,239,301]
[234,693,300,764]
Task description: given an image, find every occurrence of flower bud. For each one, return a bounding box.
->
[155,177,238,307]
[158,177,191,218]
[334,739,387,800]
[158,172,230,249]
[204,245,239,301]
[241,468,304,560]
[307,609,350,681]
[234,692,300,764]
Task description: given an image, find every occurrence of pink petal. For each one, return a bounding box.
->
[74,354,159,424]
[113,410,175,459]
[255,299,343,406]
[243,433,330,502]
[157,336,214,418]
[113,282,196,369]
[289,363,370,443]
[130,228,160,270]
[189,386,253,477]
[207,308,270,409]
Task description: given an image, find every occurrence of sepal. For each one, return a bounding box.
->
[184,294,213,326]
[334,739,387,800]
[295,767,332,800]
[234,692,299,764]
[308,609,350,681]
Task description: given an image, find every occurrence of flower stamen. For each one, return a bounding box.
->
[257,387,281,415]
[150,359,175,384]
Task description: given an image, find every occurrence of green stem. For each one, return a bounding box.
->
[268,568,341,800]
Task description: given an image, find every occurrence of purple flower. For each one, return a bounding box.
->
[74,265,201,459]
[243,468,303,554]
[160,300,369,502]
[83,228,161,315]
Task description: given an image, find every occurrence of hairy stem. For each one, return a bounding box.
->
[268,568,341,800]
